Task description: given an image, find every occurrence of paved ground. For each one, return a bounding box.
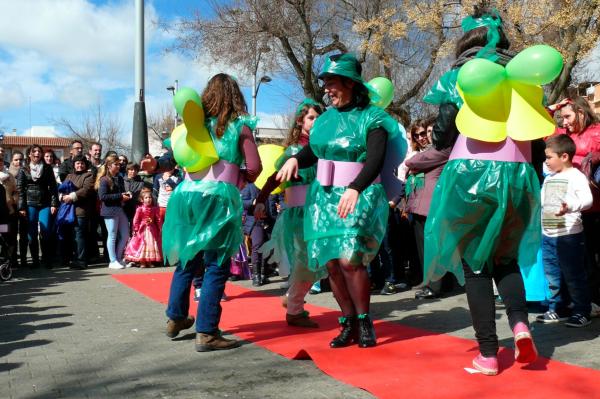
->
[1,264,599,399]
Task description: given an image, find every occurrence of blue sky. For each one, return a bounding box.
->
[0,0,297,141]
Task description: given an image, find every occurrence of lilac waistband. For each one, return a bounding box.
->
[449,134,531,163]
[285,185,308,207]
[316,159,381,187]
[185,160,240,185]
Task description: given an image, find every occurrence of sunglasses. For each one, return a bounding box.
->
[413,132,428,138]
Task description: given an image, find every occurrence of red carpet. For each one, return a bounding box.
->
[114,272,600,399]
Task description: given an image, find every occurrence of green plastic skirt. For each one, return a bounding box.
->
[424,159,541,285]
[304,182,389,269]
[162,179,242,269]
[259,206,327,284]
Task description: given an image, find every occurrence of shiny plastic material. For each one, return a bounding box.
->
[259,145,322,283]
[304,104,399,270]
[162,116,254,269]
[424,159,541,285]
[423,69,463,108]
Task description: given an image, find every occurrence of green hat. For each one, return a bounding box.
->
[318,54,381,103]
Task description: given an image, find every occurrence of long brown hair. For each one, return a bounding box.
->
[95,155,119,190]
[284,103,324,147]
[409,119,429,151]
[201,74,248,138]
[563,96,600,134]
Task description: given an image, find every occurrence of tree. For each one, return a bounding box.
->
[147,105,176,143]
[52,104,131,155]
[166,0,600,123]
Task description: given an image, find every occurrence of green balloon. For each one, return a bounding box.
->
[457,58,505,96]
[505,45,563,85]
[173,87,202,116]
[368,77,394,108]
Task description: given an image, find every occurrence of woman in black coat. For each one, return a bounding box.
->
[17,144,59,268]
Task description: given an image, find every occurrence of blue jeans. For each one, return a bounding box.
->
[74,217,89,264]
[166,251,229,334]
[542,233,591,316]
[27,206,53,263]
[103,210,129,262]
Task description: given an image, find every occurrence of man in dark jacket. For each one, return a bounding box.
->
[59,140,91,182]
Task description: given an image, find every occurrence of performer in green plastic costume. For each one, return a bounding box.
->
[278,54,399,348]
[255,99,325,328]
[423,8,542,375]
[164,74,262,352]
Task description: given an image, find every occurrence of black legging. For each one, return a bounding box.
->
[462,259,529,357]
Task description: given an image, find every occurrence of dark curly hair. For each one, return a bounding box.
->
[201,73,249,138]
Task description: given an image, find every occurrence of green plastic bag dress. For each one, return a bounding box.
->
[259,145,327,284]
[162,116,256,269]
[424,159,541,285]
[304,104,399,270]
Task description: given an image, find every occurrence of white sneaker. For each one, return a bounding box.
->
[108,261,125,270]
[126,262,136,268]
[591,302,600,318]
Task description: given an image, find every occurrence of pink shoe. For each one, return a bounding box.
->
[513,321,538,363]
[472,353,498,375]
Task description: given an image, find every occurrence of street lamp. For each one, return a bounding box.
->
[252,46,272,117]
[253,75,272,116]
[166,79,179,126]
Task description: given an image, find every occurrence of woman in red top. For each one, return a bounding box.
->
[551,96,600,305]
[551,97,600,168]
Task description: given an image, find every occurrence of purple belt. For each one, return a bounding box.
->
[316,159,381,187]
[185,160,240,185]
[449,134,531,163]
[285,185,308,207]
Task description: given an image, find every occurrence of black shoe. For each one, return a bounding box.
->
[260,276,271,285]
[229,275,241,281]
[357,314,376,348]
[415,286,438,300]
[252,275,262,287]
[380,281,398,295]
[69,261,87,270]
[330,316,358,348]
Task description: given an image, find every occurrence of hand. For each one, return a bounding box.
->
[122,193,131,201]
[388,201,396,209]
[19,210,26,217]
[549,98,571,111]
[140,154,157,173]
[162,171,172,180]
[276,158,298,182]
[62,196,73,204]
[253,202,266,219]
[145,217,153,225]
[337,188,359,219]
[50,207,57,216]
[555,202,569,216]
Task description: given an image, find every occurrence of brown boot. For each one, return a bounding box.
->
[166,316,195,338]
[195,332,240,352]
[286,311,319,328]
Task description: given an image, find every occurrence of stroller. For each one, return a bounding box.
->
[0,184,12,281]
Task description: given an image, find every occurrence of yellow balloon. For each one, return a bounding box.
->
[182,100,219,172]
[256,144,285,194]
[456,81,555,142]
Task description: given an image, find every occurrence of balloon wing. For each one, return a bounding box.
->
[170,88,219,172]
[255,144,285,194]
[455,45,562,142]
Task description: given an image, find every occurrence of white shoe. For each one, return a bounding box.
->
[108,261,125,270]
[126,262,136,268]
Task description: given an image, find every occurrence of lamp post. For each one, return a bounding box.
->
[167,79,179,127]
[131,0,148,162]
[251,46,272,118]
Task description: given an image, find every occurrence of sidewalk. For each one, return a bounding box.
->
[1,265,599,398]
